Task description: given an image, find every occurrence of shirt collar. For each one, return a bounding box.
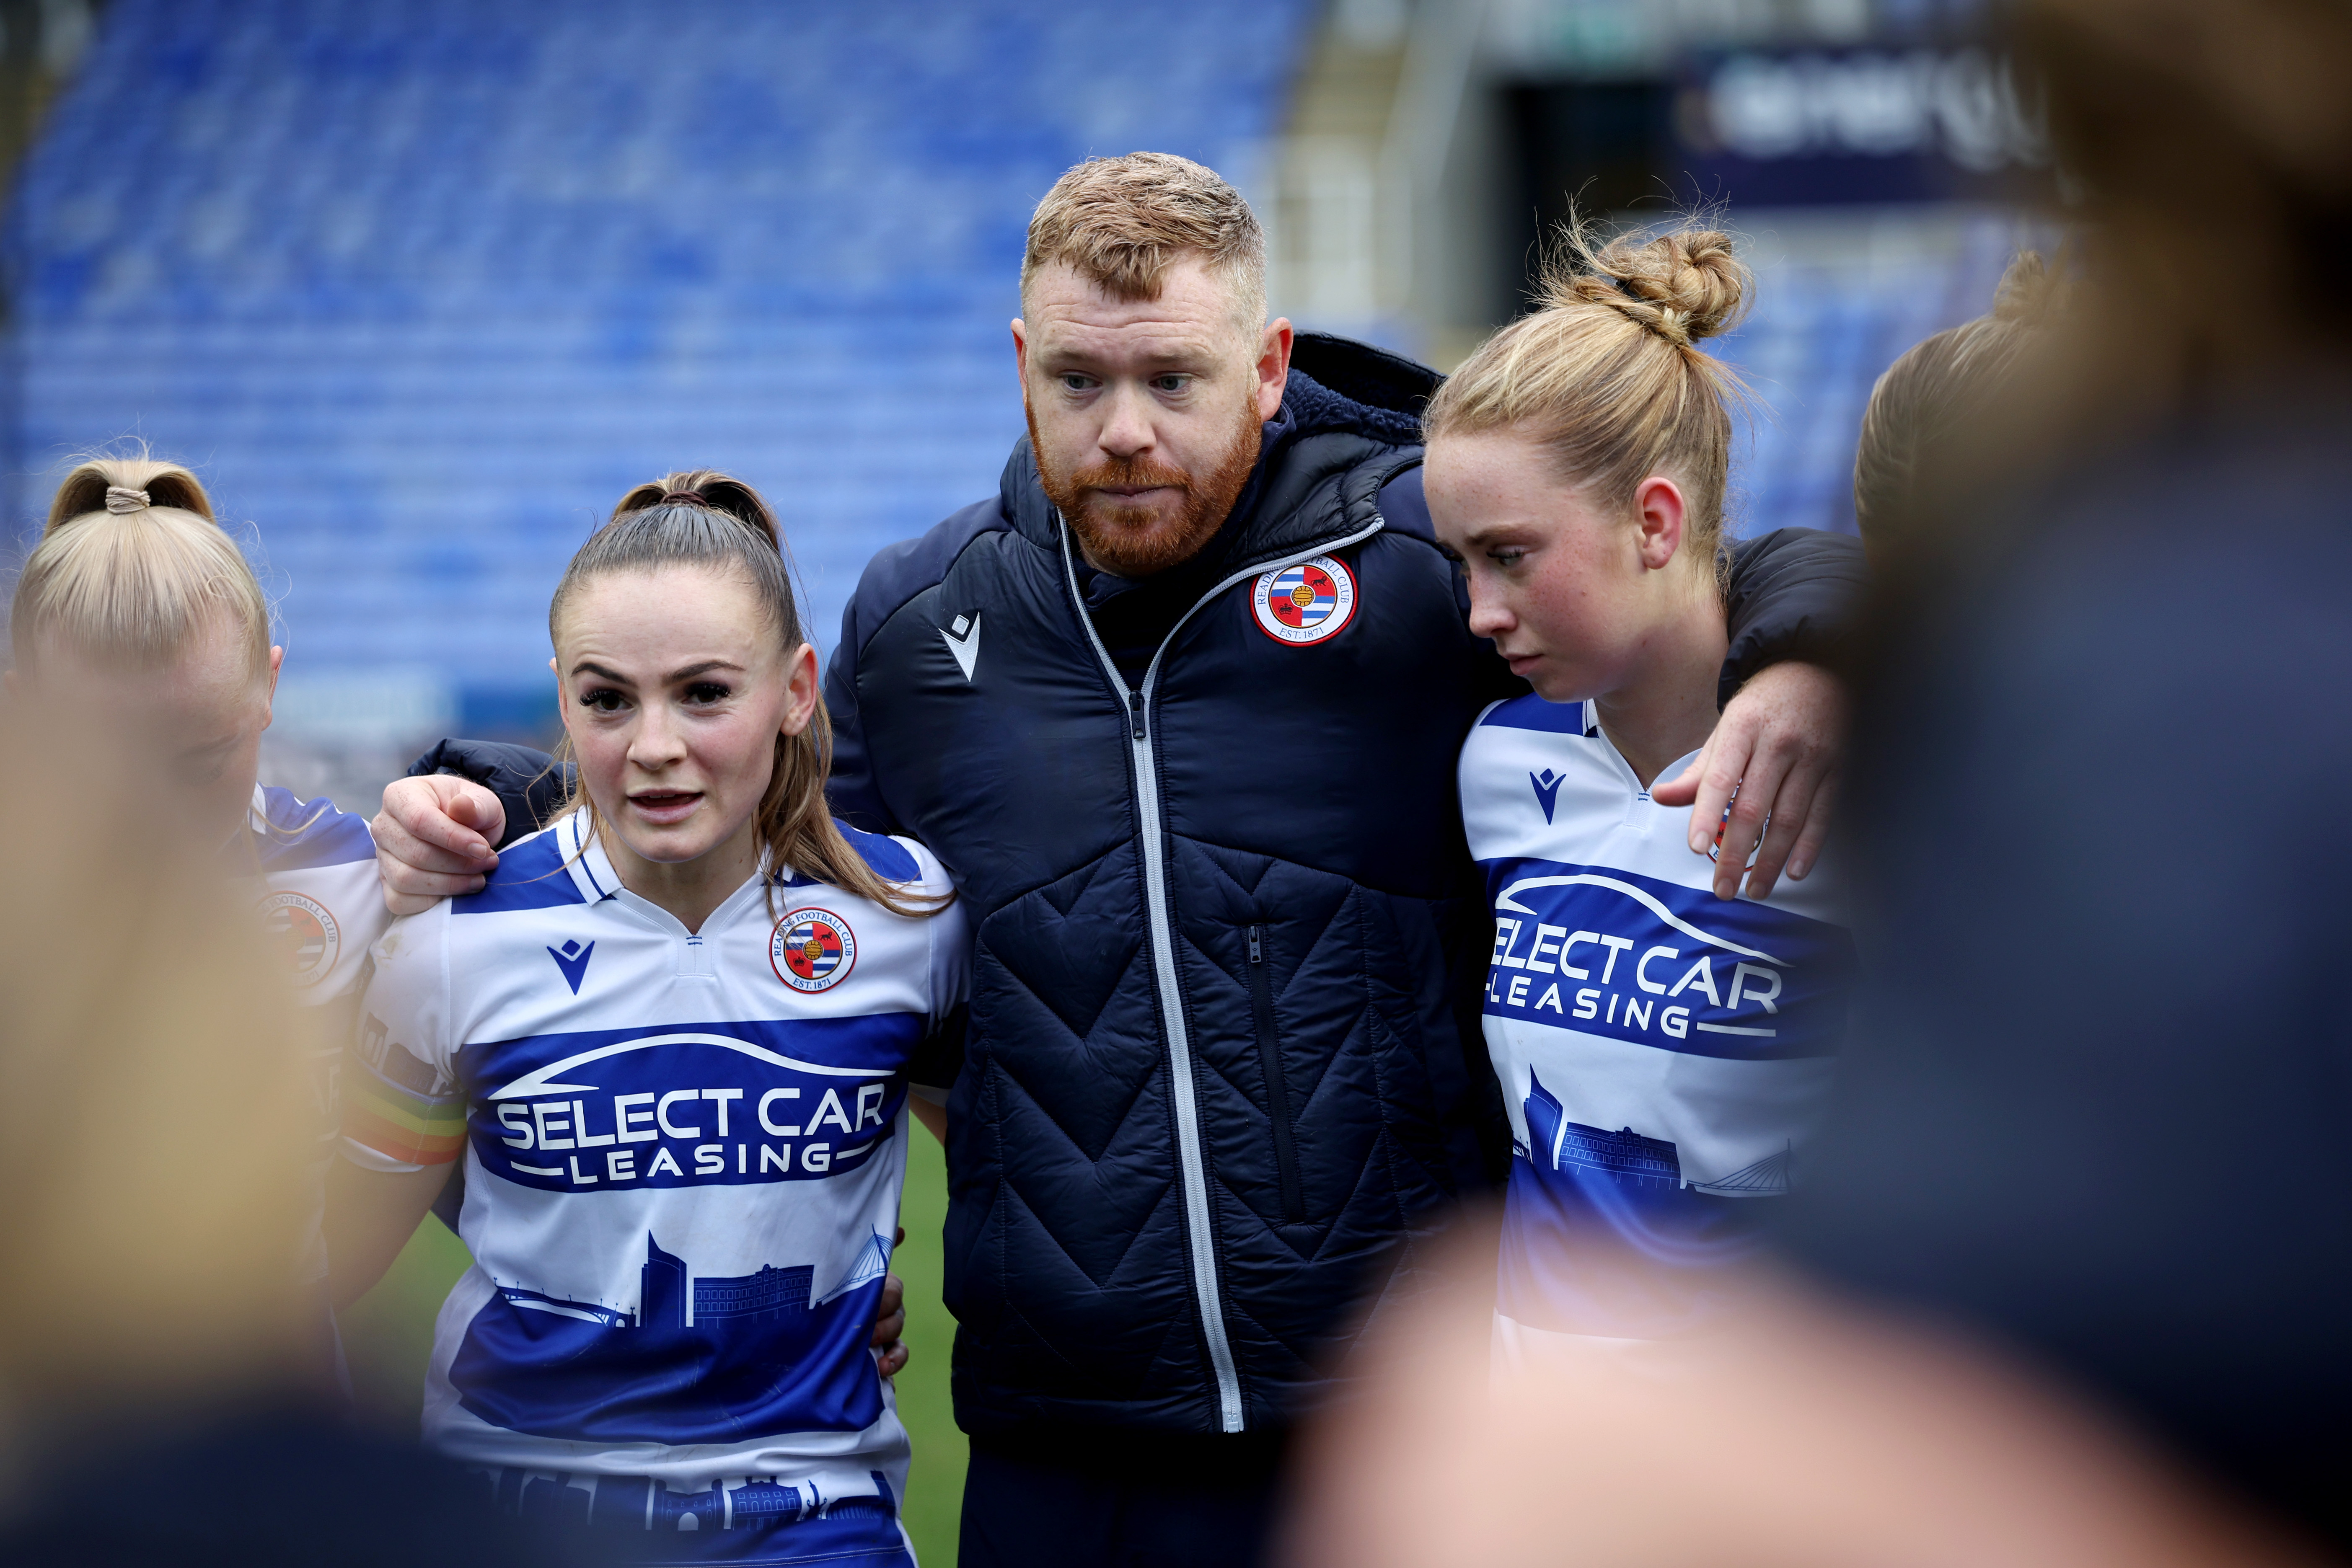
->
[554,810,621,903]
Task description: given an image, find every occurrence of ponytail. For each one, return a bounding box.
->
[11,447,272,682]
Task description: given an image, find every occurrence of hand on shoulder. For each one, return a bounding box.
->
[373,773,506,916]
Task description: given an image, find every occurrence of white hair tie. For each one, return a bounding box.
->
[104,486,151,514]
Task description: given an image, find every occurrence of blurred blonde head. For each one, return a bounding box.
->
[1853,251,2068,554]
[8,452,283,841]
[2020,0,2352,388]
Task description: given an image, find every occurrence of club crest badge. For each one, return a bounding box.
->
[1250,555,1357,646]
[260,890,341,989]
[771,907,856,993]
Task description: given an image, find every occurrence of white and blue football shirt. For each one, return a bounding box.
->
[1462,695,1857,1353]
[238,782,387,1005]
[342,809,965,1560]
[233,783,389,1291]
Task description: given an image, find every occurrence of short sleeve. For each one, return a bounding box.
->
[250,795,388,1006]
[340,909,465,1172]
[909,848,970,1091]
[306,855,392,1007]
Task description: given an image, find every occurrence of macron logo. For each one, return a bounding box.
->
[547,938,595,995]
[939,610,982,683]
[1529,769,1565,824]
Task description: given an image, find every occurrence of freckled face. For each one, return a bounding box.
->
[556,566,812,868]
[1425,431,1653,703]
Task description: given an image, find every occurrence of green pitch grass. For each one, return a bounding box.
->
[339,1129,967,1565]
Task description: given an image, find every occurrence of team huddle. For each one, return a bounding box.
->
[6,152,2045,1566]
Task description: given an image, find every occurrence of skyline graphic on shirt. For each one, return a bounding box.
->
[450,1230,893,1444]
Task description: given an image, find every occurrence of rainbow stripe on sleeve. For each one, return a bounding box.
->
[343,1061,467,1166]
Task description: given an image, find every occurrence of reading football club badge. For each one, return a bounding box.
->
[1250,555,1357,646]
[771,907,856,993]
[260,890,341,989]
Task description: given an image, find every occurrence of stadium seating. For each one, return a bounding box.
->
[4,0,1314,737]
[5,0,2024,748]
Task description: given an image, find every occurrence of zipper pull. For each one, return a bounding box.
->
[1248,924,1263,963]
[1128,690,1146,741]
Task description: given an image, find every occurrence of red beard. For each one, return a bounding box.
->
[1030,402,1263,578]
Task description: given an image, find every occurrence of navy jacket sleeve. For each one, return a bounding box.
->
[1719,528,1871,708]
[823,497,1009,838]
[822,622,896,838]
[404,739,569,852]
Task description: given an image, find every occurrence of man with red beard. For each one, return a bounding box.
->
[370,153,1859,1565]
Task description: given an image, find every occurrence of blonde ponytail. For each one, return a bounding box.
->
[11,450,272,682]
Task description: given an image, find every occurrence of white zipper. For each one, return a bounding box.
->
[1058,514,1385,1433]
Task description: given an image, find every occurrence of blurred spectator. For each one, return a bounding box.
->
[1284,0,2352,1557]
[0,705,570,1567]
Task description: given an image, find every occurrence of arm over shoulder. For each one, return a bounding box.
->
[1718,529,1871,709]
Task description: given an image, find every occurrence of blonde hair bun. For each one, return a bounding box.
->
[1545,226,1753,348]
[1423,217,1753,591]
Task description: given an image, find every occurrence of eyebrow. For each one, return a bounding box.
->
[1454,521,1534,548]
[665,659,745,682]
[568,659,747,685]
[1038,341,1220,370]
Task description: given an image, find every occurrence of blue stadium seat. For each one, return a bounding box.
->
[5,0,1314,735]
